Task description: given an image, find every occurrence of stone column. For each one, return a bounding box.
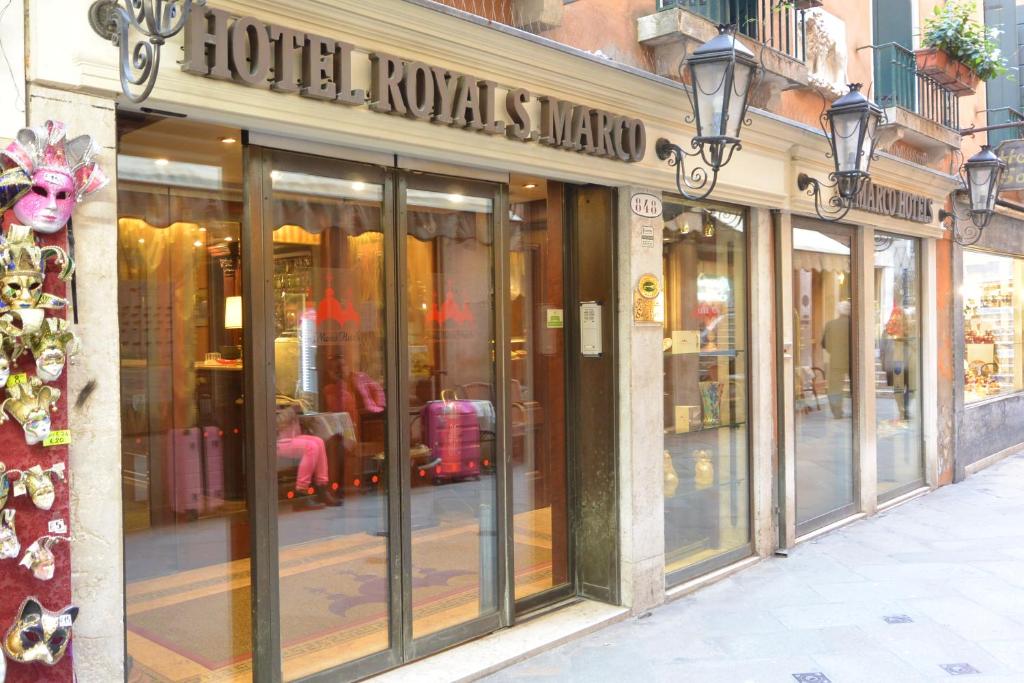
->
[27,85,124,680]
[616,187,665,612]
[855,225,877,515]
[748,208,778,556]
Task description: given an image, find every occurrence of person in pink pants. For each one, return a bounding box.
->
[277,407,341,509]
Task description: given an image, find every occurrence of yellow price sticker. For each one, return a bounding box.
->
[43,430,71,448]
[5,373,27,389]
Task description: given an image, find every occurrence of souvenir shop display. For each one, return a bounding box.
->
[0,119,102,681]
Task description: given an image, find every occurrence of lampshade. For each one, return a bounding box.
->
[964,145,1005,222]
[224,295,243,330]
[826,84,882,199]
[688,25,758,143]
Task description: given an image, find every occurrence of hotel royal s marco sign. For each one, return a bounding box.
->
[177,7,647,162]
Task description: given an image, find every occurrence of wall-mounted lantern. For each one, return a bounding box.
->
[656,24,761,201]
[939,145,1007,246]
[797,83,885,222]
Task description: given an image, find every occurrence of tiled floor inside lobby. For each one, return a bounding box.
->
[487,451,1024,682]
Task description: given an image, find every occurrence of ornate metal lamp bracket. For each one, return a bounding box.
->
[88,0,205,103]
[796,172,853,223]
[939,204,989,247]
[656,138,725,202]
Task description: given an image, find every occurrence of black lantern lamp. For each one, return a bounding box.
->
[797,83,885,222]
[656,25,761,201]
[939,145,1007,246]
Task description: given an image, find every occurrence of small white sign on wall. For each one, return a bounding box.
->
[640,223,655,249]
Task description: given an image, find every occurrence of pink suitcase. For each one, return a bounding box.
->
[202,426,225,511]
[421,391,481,482]
[168,427,202,516]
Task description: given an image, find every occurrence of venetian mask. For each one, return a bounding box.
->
[2,120,108,235]
[0,272,43,311]
[22,465,63,511]
[3,597,78,665]
[13,170,76,235]
[20,537,57,581]
[1,378,60,445]
[0,509,17,560]
[0,225,71,315]
[29,318,79,382]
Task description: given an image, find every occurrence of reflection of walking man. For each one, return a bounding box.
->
[822,300,851,418]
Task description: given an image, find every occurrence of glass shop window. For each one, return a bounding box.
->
[661,197,751,581]
[963,250,1024,402]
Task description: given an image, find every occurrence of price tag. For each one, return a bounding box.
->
[12,481,25,497]
[57,614,73,628]
[51,462,65,474]
[5,373,26,389]
[43,430,71,447]
[48,519,67,534]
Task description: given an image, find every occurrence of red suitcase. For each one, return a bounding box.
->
[167,427,202,517]
[202,426,225,511]
[421,391,481,482]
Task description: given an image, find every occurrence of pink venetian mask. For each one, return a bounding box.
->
[1,120,108,235]
[13,170,76,235]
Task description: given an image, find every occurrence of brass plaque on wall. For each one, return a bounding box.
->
[633,274,663,324]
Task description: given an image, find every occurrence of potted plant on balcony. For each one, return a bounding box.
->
[916,0,1008,96]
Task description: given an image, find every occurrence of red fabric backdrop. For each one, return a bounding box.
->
[0,214,73,683]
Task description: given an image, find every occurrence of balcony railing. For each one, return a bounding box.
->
[986,107,1024,148]
[873,42,959,131]
[657,0,806,63]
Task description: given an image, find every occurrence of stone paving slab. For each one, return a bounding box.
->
[485,453,1024,683]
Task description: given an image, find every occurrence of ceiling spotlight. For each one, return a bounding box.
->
[351,181,366,191]
[193,240,203,247]
[523,183,537,189]
[224,236,234,242]
[154,158,169,167]
[448,194,464,204]
[220,136,237,144]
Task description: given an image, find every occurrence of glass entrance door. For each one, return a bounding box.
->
[255,150,505,679]
[401,176,502,645]
[791,225,858,534]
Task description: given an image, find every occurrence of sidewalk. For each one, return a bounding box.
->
[486,453,1024,683]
